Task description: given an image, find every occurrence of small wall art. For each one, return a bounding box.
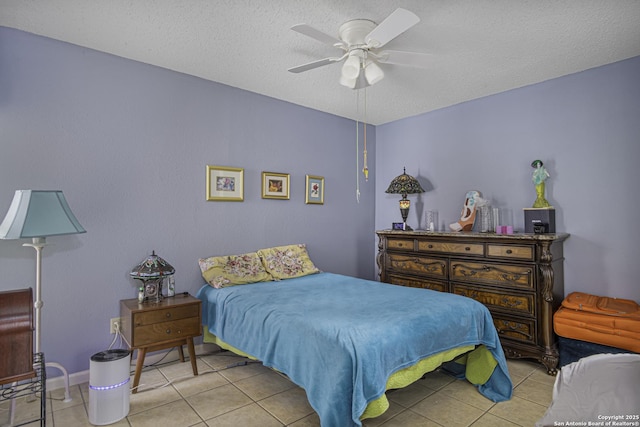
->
[206,165,244,201]
[262,172,290,200]
[305,175,324,205]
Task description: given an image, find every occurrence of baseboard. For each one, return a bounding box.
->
[46,343,220,391]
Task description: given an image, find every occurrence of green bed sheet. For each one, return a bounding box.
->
[202,328,493,420]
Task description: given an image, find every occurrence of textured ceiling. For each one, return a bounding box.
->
[2,1,640,125]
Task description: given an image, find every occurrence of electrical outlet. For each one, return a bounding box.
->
[110,317,122,334]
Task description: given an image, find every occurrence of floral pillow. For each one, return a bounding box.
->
[257,244,320,280]
[198,252,273,288]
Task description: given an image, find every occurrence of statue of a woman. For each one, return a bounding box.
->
[531,160,551,208]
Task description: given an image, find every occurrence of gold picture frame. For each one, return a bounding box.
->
[305,175,324,205]
[262,172,290,200]
[206,165,244,201]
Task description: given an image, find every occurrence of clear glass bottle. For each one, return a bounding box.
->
[425,210,438,232]
[480,205,493,233]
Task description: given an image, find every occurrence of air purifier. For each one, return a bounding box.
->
[88,349,130,425]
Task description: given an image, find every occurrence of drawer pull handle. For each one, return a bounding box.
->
[166,328,171,334]
[428,244,433,249]
[166,313,172,318]
[465,247,471,251]
[506,249,513,254]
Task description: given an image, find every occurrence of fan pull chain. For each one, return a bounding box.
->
[362,87,369,182]
[355,89,361,203]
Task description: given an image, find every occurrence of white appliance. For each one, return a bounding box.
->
[88,349,130,425]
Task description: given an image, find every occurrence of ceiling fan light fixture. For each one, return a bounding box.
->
[339,74,357,89]
[341,52,362,80]
[364,60,384,85]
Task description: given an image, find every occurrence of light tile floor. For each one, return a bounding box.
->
[1,351,554,426]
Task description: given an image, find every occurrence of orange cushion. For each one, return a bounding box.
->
[554,292,640,352]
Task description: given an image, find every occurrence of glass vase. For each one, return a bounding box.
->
[479,206,493,233]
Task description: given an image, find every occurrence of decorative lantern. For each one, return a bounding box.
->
[129,251,175,303]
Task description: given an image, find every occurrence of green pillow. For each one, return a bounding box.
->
[198,252,272,288]
[257,244,320,280]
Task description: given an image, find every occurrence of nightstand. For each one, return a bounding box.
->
[120,293,202,393]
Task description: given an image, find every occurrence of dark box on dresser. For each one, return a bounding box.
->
[524,208,555,233]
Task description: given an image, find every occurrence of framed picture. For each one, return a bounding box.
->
[206,165,244,201]
[305,175,324,205]
[262,172,290,200]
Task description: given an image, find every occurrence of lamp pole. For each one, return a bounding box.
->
[23,237,72,402]
[23,238,45,353]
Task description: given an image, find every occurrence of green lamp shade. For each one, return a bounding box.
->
[0,190,86,239]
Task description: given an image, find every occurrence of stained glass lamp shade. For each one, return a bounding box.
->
[130,251,175,303]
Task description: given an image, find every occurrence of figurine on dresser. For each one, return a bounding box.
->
[531,160,551,208]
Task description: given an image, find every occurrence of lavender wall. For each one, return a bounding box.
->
[375,56,640,302]
[0,27,376,377]
[2,24,638,380]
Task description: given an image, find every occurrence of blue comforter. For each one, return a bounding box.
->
[197,272,512,426]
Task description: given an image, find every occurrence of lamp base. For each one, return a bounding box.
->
[392,222,413,231]
[139,279,163,303]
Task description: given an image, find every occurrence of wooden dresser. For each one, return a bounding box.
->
[376,230,569,374]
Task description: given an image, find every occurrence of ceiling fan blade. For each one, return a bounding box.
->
[375,50,432,68]
[365,8,420,48]
[291,24,345,48]
[288,57,341,73]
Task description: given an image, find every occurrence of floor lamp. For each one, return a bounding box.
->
[0,190,86,403]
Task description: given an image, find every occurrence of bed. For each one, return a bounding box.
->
[195,245,512,426]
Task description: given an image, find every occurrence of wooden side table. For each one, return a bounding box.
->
[120,293,202,393]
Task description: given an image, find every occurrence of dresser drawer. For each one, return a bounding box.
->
[388,274,448,292]
[133,304,199,327]
[132,317,201,347]
[387,238,415,251]
[487,244,534,261]
[450,261,534,289]
[388,254,447,279]
[417,240,484,256]
[452,283,535,316]
[492,314,537,345]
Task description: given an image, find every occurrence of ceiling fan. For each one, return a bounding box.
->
[288,8,430,89]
